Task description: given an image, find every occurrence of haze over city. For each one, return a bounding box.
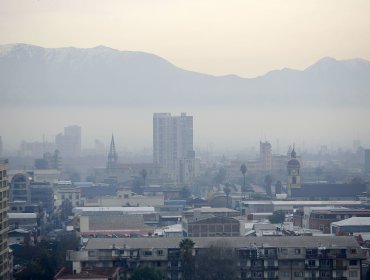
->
[2,1,370,280]
[1,0,370,153]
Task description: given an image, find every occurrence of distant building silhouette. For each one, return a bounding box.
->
[365,149,370,174]
[56,125,81,157]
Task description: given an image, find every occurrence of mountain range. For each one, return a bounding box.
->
[0,43,369,108]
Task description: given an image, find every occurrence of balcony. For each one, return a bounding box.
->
[250,266,264,271]
[319,265,333,270]
[264,266,279,270]
[305,264,318,270]
[333,266,347,270]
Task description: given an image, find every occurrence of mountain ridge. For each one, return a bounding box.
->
[0,43,369,108]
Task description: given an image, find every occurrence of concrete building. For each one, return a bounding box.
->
[8,212,39,231]
[183,215,241,237]
[241,200,364,215]
[30,182,54,213]
[10,173,31,203]
[82,190,164,207]
[331,217,370,235]
[293,207,370,234]
[365,149,370,174]
[0,159,10,280]
[73,207,156,237]
[66,236,364,280]
[55,184,81,208]
[153,113,194,181]
[54,267,120,280]
[260,141,272,171]
[183,207,240,219]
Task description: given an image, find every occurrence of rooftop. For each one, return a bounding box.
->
[185,207,239,213]
[332,217,370,227]
[8,213,37,219]
[85,236,360,250]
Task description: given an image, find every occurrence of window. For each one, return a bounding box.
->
[349,260,357,266]
[143,250,152,256]
[267,271,275,278]
[350,248,357,254]
[294,271,303,277]
[252,272,263,278]
[308,260,316,267]
[320,271,331,277]
[280,248,288,255]
[157,250,163,256]
[294,248,301,255]
[349,271,358,277]
[319,224,324,231]
[292,176,296,184]
[280,271,289,277]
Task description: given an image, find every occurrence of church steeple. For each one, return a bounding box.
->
[107,134,118,169]
[287,145,301,196]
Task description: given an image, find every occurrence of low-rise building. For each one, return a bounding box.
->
[331,217,370,235]
[183,215,241,237]
[183,207,240,219]
[294,207,370,234]
[66,236,364,280]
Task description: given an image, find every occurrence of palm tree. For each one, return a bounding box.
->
[139,169,147,186]
[179,238,195,280]
[223,184,232,208]
[240,164,247,199]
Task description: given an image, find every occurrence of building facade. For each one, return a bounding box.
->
[66,236,364,280]
[153,113,194,181]
[0,159,10,280]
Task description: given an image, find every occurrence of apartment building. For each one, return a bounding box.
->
[0,159,10,280]
[66,236,364,280]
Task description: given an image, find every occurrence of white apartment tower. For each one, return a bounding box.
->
[0,159,10,280]
[153,113,194,180]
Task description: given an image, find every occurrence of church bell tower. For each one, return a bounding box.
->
[287,146,301,196]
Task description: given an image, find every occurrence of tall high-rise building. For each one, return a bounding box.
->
[153,113,193,179]
[56,125,82,157]
[260,141,272,171]
[0,136,3,157]
[0,159,10,280]
[365,149,370,174]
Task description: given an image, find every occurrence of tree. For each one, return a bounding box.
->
[275,180,283,194]
[139,169,148,186]
[129,266,162,280]
[240,164,247,199]
[264,174,273,196]
[268,210,285,224]
[180,186,191,200]
[60,199,73,221]
[179,238,195,280]
[194,243,239,280]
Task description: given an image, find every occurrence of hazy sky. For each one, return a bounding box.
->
[0,0,369,154]
[1,0,370,77]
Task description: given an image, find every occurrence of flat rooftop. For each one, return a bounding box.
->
[85,236,360,250]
